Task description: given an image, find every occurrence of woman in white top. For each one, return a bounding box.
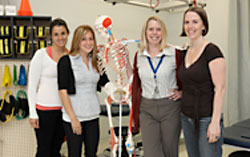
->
[57,25,108,157]
[28,18,69,157]
[131,16,182,157]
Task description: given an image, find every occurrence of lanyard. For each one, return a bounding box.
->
[147,55,165,79]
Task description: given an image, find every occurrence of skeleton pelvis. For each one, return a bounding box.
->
[104,82,130,103]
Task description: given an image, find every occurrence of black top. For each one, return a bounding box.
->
[179,43,224,119]
[57,55,109,94]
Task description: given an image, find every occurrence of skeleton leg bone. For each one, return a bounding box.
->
[105,97,119,157]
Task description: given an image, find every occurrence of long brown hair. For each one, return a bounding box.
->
[50,18,69,35]
[180,7,209,36]
[70,25,98,71]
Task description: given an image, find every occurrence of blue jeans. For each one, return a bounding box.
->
[181,114,224,157]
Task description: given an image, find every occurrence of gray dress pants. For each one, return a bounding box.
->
[140,97,181,157]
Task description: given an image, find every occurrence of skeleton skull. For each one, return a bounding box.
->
[94,15,112,41]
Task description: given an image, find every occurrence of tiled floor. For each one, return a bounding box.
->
[96,137,247,157]
[177,141,244,157]
[60,116,248,157]
[61,136,248,157]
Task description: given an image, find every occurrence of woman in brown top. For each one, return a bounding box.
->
[178,7,226,157]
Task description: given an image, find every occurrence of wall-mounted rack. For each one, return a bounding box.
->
[0,16,52,59]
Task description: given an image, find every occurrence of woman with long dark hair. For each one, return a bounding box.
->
[179,7,226,157]
[28,18,69,157]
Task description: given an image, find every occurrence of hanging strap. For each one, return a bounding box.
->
[37,40,47,49]
[18,64,27,86]
[16,89,27,100]
[0,39,3,55]
[0,90,12,110]
[0,26,10,37]
[13,64,18,86]
[146,55,165,79]
[0,38,12,57]
[16,89,29,120]
[0,90,15,123]
[16,39,30,55]
[15,26,29,39]
[36,26,47,38]
[2,65,12,87]
[4,38,9,55]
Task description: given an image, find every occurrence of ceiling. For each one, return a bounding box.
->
[103,0,206,12]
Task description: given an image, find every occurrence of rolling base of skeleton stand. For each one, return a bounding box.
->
[103,146,144,157]
[102,127,143,157]
[100,104,143,157]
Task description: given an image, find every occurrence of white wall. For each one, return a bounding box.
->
[4,0,230,55]
[29,0,229,110]
[8,0,229,63]
[12,0,231,136]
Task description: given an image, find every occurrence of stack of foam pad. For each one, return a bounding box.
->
[224,118,250,157]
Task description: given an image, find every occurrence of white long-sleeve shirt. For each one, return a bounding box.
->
[28,48,62,119]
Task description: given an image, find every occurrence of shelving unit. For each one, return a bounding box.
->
[0,16,52,157]
[0,16,52,59]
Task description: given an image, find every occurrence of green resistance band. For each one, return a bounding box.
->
[13,65,18,86]
[15,89,29,120]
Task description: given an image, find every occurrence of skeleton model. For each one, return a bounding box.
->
[95,15,139,157]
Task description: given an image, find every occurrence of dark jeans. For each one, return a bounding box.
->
[181,113,224,157]
[63,118,99,157]
[35,109,65,157]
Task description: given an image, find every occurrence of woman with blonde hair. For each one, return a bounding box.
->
[131,16,182,157]
[57,25,108,157]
